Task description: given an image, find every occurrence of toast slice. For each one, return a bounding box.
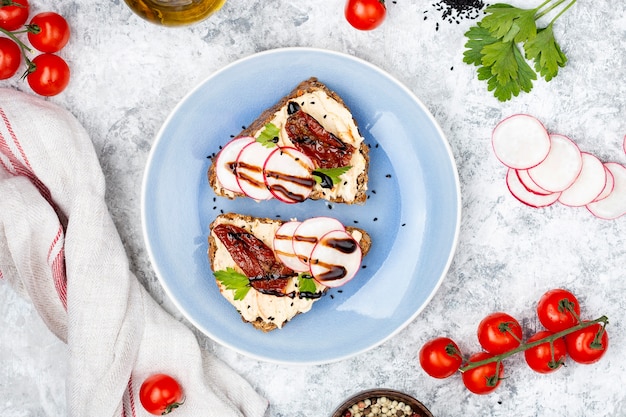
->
[208,213,372,331]
[208,77,369,204]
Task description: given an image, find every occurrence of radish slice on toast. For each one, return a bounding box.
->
[273,221,309,272]
[506,168,560,208]
[293,217,345,266]
[309,229,362,288]
[214,136,255,194]
[492,114,551,169]
[527,134,583,192]
[586,163,626,219]
[264,147,315,204]
[235,141,275,201]
[558,152,606,207]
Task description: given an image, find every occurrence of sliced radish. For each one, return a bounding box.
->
[527,134,583,192]
[492,114,551,169]
[506,168,560,208]
[586,162,626,219]
[558,152,607,207]
[273,221,309,272]
[309,229,362,288]
[292,217,345,266]
[516,169,551,195]
[214,136,255,193]
[263,147,315,204]
[235,141,275,201]
[592,165,615,202]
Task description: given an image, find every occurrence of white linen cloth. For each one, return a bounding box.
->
[0,88,268,417]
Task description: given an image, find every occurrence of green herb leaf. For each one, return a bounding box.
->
[524,24,567,82]
[312,166,352,189]
[298,273,318,296]
[214,267,251,301]
[480,4,538,43]
[256,123,280,148]
[463,0,575,101]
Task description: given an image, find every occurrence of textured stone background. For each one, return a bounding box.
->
[1,0,626,416]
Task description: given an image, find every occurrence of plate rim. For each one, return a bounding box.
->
[140,46,462,364]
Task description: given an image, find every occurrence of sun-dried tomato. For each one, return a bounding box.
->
[285,101,355,169]
[213,223,294,295]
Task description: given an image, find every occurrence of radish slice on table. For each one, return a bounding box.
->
[516,169,551,195]
[558,152,607,207]
[506,168,561,208]
[587,163,626,219]
[593,165,615,202]
[309,229,362,288]
[527,134,583,192]
[235,141,275,201]
[293,217,345,266]
[492,114,551,169]
[214,136,255,193]
[263,147,315,204]
[273,221,309,272]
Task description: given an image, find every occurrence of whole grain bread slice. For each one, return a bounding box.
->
[208,212,371,331]
[208,77,369,205]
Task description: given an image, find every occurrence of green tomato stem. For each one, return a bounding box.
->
[459,315,609,373]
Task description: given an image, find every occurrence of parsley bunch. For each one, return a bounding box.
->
[463,0,577,101]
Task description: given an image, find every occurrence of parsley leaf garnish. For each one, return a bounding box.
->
[298,273,318,296]
[214,268,251,301]
[312,166,352,189]
[256,123,280,148]
[463,0,577,101]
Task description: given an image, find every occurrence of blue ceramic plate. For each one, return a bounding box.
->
[142,47,460,364]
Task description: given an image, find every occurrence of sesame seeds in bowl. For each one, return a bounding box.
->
[331,389,434,417]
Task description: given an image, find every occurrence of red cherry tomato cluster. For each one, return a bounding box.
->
[139,374,185,415]
[419,289,609,395]
[0,0,70,96]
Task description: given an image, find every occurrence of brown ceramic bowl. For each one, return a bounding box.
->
[331,389,434,417]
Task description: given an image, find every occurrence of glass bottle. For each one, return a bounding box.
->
[123,0,227,26]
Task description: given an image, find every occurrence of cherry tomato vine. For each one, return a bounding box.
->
[419,289,610,395]
[0,0,70,96]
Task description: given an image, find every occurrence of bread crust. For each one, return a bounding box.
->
[208,77,369,204]
[208,213,371,331]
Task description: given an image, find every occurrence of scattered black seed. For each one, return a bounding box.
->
[301,101,305,106]
[371,190,377,194]
[426,0,485,29]
[338,290,343,293]
[402,223,406,227]
[330,294,335,299]
[241,125,246,129]
[268,316,275,321]
[290,302,294,307]
[353,220,359,224]
[220,209,224,214]
[310,101,315,105]
[375,143,379,148]
[361,265,367,269]
[343,181,348,186]
[386,174,392,178]
[218,145,223,150]
[230,134,235,138]
[323,114,327,118]
[373,217,378,221]
[327,204,333,210]
[212,206,217,210]
[451,66,454,70]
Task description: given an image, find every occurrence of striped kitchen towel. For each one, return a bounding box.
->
[0,88,268,417]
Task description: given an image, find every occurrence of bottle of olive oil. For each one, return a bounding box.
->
[123,0,227,26]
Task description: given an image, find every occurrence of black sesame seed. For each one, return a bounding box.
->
[373,217,378,221]
[386,174,392,178]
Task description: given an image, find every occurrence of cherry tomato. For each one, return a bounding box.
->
[0,0,29,31]
[139,374,185,415]
[461,352,504,395]
[419,337,463,379]
[477,312,523,354]
[565,322,608,364]
[524,330,567,373]
[0,37,21,79]
[537,289,581,332]
[27,12,70,53]
[27,53,70,96]
[344,0,386,31]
